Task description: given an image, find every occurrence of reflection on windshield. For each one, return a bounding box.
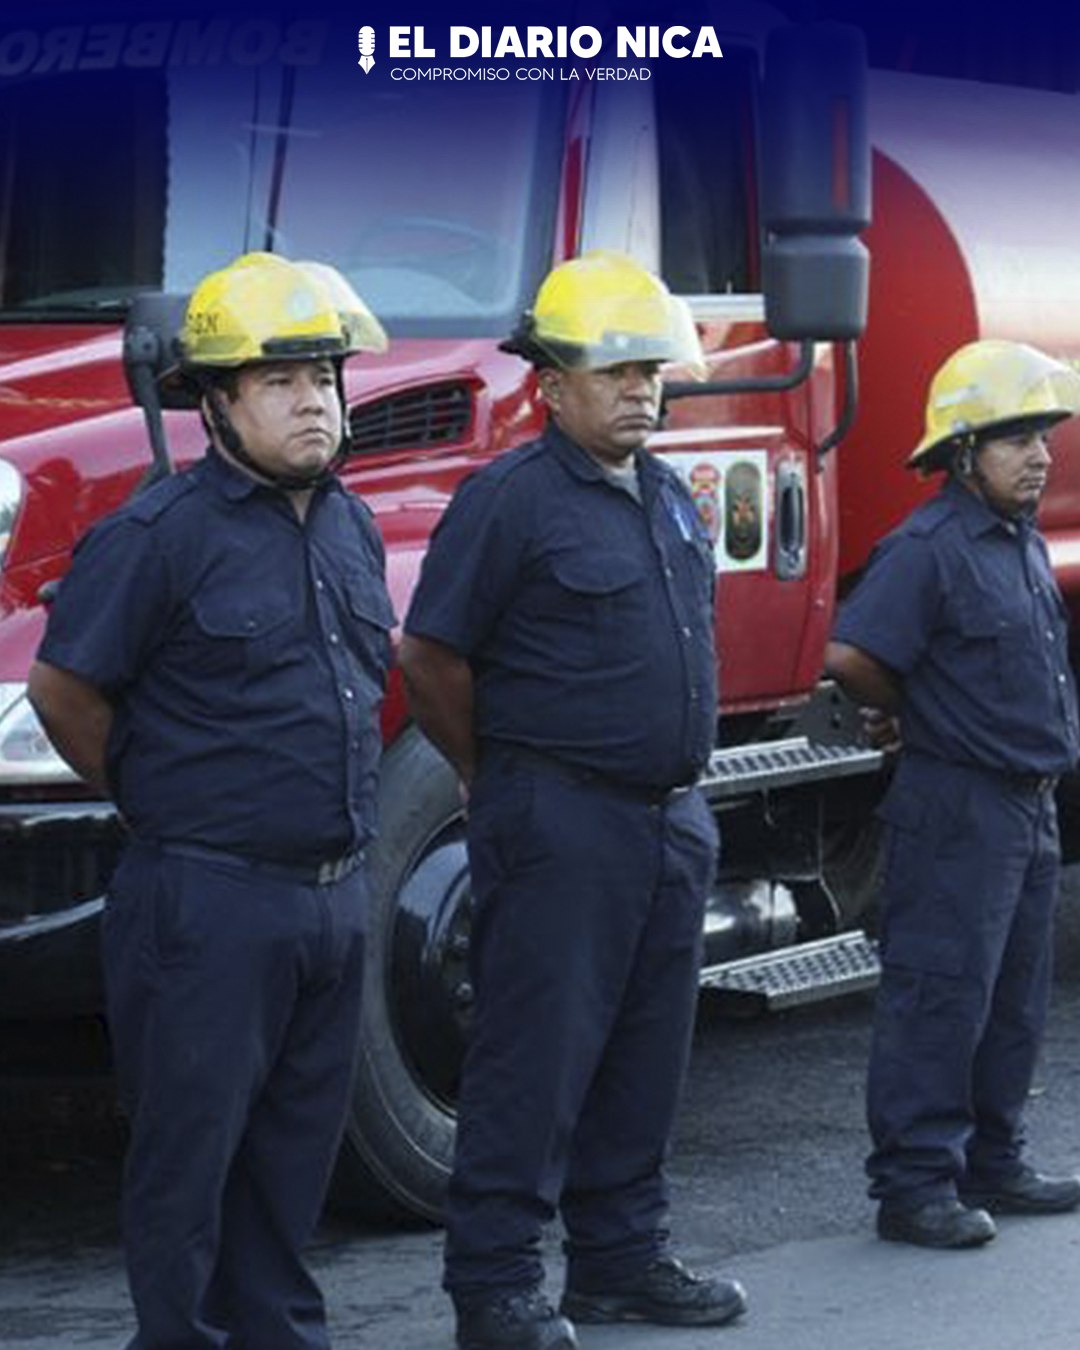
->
[0,62,563,334]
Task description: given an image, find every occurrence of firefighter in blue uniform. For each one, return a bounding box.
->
[28,253,394,1349]
[827,339,1080,1249]
[401,251,747,1350]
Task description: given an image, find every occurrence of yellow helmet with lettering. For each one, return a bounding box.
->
[502,250,705,375]
[162,254,388,483]
[909,339,1080,473]
[172,251,387,375]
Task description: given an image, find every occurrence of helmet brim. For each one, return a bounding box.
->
[906,410,1073,473]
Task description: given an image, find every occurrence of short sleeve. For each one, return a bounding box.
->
[832,531,942,676]
[404,470,525,657]
[37,513,174,694]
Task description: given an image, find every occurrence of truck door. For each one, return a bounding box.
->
[579,53,838,713]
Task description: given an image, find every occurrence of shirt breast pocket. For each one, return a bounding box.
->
[954,593,1028,700]
[190,593,294,676]
[549,551,648,666]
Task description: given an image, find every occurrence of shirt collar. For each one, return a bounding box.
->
[941,476,1030,540]
[204,445,344,505]
[544,422,656,487]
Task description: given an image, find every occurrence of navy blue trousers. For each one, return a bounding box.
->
[867,756,1060,1204]
[102,842,367,1350]
[444,754,717,1304]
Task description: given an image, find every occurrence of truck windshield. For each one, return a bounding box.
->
[0,63,563,336]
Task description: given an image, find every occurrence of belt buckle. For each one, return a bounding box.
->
[317,855,346,885]
[316,850,361,885]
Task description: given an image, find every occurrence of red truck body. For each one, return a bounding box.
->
[1,7,1076,1217]
[845,72,1080,608]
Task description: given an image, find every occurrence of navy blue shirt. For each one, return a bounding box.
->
[833,478,1080,775]
[405,425,718,789]
[39,450,395,862]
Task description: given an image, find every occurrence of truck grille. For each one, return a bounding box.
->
[0,803,122,923]
[349,382,472,454]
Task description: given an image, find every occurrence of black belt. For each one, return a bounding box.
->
[150,841,366,886]
[485,743,695,807]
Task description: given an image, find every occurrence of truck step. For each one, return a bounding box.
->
[699,737,882,801]
[699,931,880,1010]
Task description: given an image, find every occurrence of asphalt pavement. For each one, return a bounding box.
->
[576,1216,1080,1349]
[6,1155,1080,1349]
[298,1208,1080,1350]
[9,882,1080,1349]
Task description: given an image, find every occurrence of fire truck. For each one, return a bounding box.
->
[1,5,1078,1219]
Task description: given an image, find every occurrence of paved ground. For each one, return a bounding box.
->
[7,1188,1080,1349]
[6,865,1080,1347]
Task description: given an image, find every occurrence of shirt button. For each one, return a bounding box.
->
[329,633,340,645]
[1059,674,1068,685]
[682,626,691,639]
[343,687,355,700]
[315,578,326,591]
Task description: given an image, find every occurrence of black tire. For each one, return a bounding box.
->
[331,727,470,1223]
[821,780,885,933]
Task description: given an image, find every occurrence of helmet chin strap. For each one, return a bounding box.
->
[955,435,1036,520]
[206,376,352,491]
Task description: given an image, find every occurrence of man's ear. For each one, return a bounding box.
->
[536,367,562,411]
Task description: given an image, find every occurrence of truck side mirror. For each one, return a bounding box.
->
[123,293,192,411]
[122,292,191,490]
[760,23,870,341]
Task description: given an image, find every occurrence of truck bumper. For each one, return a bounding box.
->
[0,800,124,1018]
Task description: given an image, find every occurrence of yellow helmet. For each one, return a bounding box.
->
[175,251,387,373]
[909,339,1080,472]
[502,250,705,374]
[294,259,389,357]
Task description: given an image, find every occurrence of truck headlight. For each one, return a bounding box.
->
[0,460,23,567]
[0,683,79,785]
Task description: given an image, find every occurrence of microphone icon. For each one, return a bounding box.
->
[357,26,375,72]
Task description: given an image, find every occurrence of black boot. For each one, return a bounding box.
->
[455,1289,578,1350]
[877,1198,996,1248]
[561,1254,747,1327]
[960,1165,1080,1215]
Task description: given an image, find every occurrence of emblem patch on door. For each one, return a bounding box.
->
[664,450,769,572]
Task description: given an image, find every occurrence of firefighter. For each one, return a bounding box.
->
[400,251,747,1350]
[28,253,394,1348]
[826,339,1080,1249]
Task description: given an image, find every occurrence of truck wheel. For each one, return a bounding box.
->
[823,815,882,932]
[821,782,884,931]
[332,726,470,1223]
